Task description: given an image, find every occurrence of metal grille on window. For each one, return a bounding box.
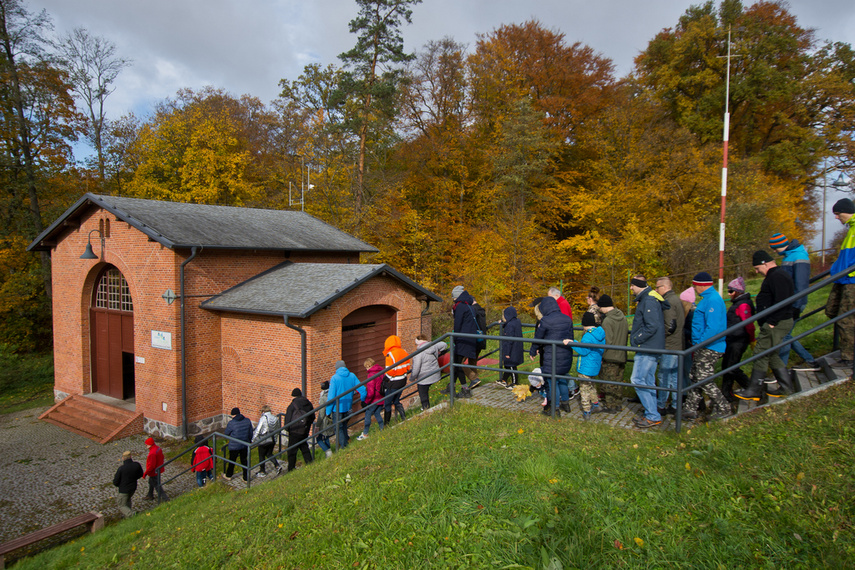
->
[95,269,133,311]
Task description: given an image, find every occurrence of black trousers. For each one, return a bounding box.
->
[225,447,248,481]
[286,431,313,471]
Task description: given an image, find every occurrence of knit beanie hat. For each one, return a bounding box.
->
[581,312,597,327]
[768,233,789,249]
[692,272,714,287]
[529,368,544,388]
[292,388,302,397]
[598,294,614,308]
[335,360,346,369]
[230,407,240,416]
[630,277,647,288]
[145,437,155,446]
[832,198,855,214]
[752,250,774,266]
[727,276,746,292]
[679,287,695,304]
[451,285,465,300]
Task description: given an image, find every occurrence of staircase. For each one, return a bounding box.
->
[39,395,144,444]
[736,351,853,415]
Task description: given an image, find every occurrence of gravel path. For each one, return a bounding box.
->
[0,407,197,548]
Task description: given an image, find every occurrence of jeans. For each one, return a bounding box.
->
[195,470,213,487]
[334,411,351,449]
[362,402,384,434]
[657,354,679,408]
[778,327,814,365]
[630,353,660,421]
[316,433,331,452]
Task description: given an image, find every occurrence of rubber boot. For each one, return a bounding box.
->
[734,368,767,402]
[766,368,793,398]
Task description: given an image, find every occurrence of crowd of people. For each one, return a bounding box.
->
[115,197,855,510]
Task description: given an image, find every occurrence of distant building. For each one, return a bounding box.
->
[28,194,440,439]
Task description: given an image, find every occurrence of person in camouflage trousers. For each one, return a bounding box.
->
[827,198,855,365]
[682,272,732,420]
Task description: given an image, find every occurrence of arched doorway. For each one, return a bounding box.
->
[89,266,135,400]
[341,305,396,381]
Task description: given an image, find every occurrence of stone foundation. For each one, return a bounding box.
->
[144,413,230,440]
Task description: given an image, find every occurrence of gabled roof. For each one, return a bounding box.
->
[201,262,442,318]
[27,193,379,254]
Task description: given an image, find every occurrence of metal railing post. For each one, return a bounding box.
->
[675,352,684,433]
[550,344,557,418]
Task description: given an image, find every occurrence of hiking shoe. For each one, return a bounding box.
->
[439,386,452,395]
[633,417,662,429]
[568,388,580,400]
[658,406,676,416]
[469,378,481,389]
[589,403,602,414]
[559,402,572,413]
[257,471,266,478]
[459,387,472,398]
[357,433,368,441]
[708,409,732,421]
[682,409,698,420]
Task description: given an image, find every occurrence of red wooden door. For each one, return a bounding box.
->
[341,305,396,381]
[90,267,134,399]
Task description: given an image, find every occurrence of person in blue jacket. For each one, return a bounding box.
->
[826,198,855,366]
[499,306,524,387]
[769,233,816,366]
[564,311,605,419]
[326,360,367,449]
[529,296,574,415]
[682,272,732,420]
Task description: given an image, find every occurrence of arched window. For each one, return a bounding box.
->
[94,268,133,312]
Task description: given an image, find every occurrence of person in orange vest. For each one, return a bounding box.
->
[142,437,168,501]
[383,335,412,425]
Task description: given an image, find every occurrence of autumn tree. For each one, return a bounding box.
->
[636,0,855,186]
[58,27,130,183]
[123,88,268,206]
[336,0,421,214]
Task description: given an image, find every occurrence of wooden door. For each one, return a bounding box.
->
[341,305,396,381]
[90,267,134,399]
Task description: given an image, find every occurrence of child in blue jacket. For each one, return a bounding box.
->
[564,312,605,419]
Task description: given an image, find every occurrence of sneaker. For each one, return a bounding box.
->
[682,410,698,420]
[601,405,622,414]
[541,398,548,407]
[276,466,283,475]
[257,471,267,478]
[460,387,473,398]
[589,403,602,414]
[568,388,579,400]
[541,406,561,417]
[439,386,451,395]
[633,417,662,429]
[708,409,732,421]
[357,433,368,441]
[469,378,481,389]
[221,474,232,481]
[325,450,333,458]
[559,402,571,413]
[658,406,676,416]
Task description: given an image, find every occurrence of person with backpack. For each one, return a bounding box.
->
[315,381,334,458]
[326,361,366,449]
[252,404,282,477]
[448,286,485,397]
[191,435,214,487]
[283,388,316,472]
[499,306,524,387]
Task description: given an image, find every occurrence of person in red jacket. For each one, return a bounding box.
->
[548,287,573,322]
[143,437,168,500]
[358,358,385,440]
[191,435,214,487]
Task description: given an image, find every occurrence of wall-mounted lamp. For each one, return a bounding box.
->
[80,229,104,260]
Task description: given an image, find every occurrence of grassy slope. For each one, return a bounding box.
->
[14,381,855,569]
[0,346,54,415]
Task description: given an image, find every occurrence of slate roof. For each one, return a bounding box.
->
[27,193,378,253]
[201,262,442,318]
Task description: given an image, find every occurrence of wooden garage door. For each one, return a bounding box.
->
[341,305,396,381]
[90,267,134,399]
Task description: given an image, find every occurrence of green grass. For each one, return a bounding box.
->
[0,345,54,414]
[13,380,855,569]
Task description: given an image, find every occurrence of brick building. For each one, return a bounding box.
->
[28,194,441,439]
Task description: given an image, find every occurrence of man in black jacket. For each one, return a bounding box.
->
[284,388,315,472]
[529,296,574,415]
[223,407,253,482]
[735,251,795,401]
[113,450,144,518]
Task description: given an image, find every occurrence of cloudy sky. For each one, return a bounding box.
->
[28,0,855,249]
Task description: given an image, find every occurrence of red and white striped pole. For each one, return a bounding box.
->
[718,27,733,296]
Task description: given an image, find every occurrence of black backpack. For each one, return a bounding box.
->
[469,303,488,352]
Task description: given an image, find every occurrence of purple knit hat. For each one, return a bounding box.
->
[727,276,746,292]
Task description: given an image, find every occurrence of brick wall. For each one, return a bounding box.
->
[49,204,432,438]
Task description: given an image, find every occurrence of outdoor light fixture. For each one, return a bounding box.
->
[79,229,104,260]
